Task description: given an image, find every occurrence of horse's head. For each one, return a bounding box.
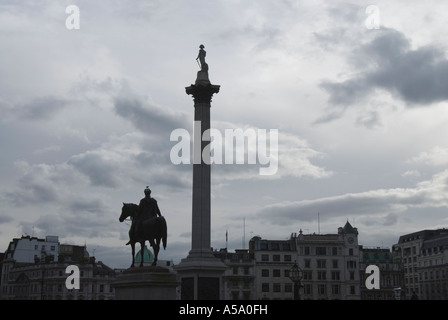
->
[119,203,132,222]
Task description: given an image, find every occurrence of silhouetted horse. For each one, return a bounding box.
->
[119,203,167,267]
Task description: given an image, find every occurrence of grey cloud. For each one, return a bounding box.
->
[362,213,398,227]
[320,28,448,109]
[5,183,58,207]
[24,213,120,240]
[68,153,118,188]
[257,170,448,226]
[68,199,107,215]
[14,96,70,120]
[114,97,188,136]
[0,215,13,224]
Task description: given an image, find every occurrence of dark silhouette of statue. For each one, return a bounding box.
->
[132,186,161,242]
[196,44,208,72]
[119,187,167,267]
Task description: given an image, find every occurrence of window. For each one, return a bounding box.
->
[332,285,340,295]
[305,259,311,268]
[51,246,55,251]
[332,247,338,256]
[303,271,312,280]
[233,267,238,275]
[316,247,327,255]
[99,285,104,293]
[332,260,338,268]
[271,243,279,250]
[284,270,290,278]
[262,283,269,292]
[317,260,326,268]
[284,255,291,262]
[273,283,281,293]
[273,269,281,277]
[350,271,355,280]
[349,248,354,256]
[304,247,310,255]
[285,283,292,293]
[318,271,326,280]
[261,254,269,261]
[304,284,312,295]
[261,269,269,277]
[347,260,357,269]
[331,271,340,280]
[318,284,326,295]
[350,286,355,295]
[273,255,280,262]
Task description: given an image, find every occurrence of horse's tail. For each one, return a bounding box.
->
[160,216,167,250]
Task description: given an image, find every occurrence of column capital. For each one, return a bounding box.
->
[186,71,220,104]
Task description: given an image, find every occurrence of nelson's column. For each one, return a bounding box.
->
[174,45,227,300]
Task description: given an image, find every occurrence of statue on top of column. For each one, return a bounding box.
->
[196,44,209,72]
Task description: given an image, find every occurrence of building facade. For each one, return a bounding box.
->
[417,233,448,300]
[214,249,256,300]
[1,235,116,300]
[359,247,405,300]
[248,221,361,300]
[393,228,448,299]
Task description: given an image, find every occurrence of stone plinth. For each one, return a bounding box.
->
[112,266,179,300]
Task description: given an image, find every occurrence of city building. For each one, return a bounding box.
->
[214,248,256,300]
[3,235,59,264]
[417,233,448,299]
[359,247,405,300]
[0,235,116,300]
[392,228,448,298]
[248,221,361,300]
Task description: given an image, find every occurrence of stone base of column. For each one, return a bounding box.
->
[174,254,227,300]
[112,266,179,300]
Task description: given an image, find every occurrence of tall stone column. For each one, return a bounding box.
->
[174,46,227,300]
[187,71,219,258]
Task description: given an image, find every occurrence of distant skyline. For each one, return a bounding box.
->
[1,1,448,269]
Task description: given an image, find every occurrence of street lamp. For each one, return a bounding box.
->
[289,261,303,300]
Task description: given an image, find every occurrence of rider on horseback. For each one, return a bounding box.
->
[126,186,162,245]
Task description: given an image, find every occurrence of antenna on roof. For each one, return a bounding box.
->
[318,212,320,234]
[242,217,246,249]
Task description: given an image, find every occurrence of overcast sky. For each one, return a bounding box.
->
[1,0,448,269]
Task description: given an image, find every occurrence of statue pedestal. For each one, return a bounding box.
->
[175,253,227,300]
[112,266,179,300]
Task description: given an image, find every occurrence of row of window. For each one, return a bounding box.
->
[259,254,358,267]
[3,282,113,295]
[33,244,57,251]
[300,247,356,256]
[260,283,357,295]
[260,269,357,281]
[8,269,87,281]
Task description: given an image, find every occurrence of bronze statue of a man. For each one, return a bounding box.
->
[196,44,208,71]
[138,186,161,220]
[126,186,162,245]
